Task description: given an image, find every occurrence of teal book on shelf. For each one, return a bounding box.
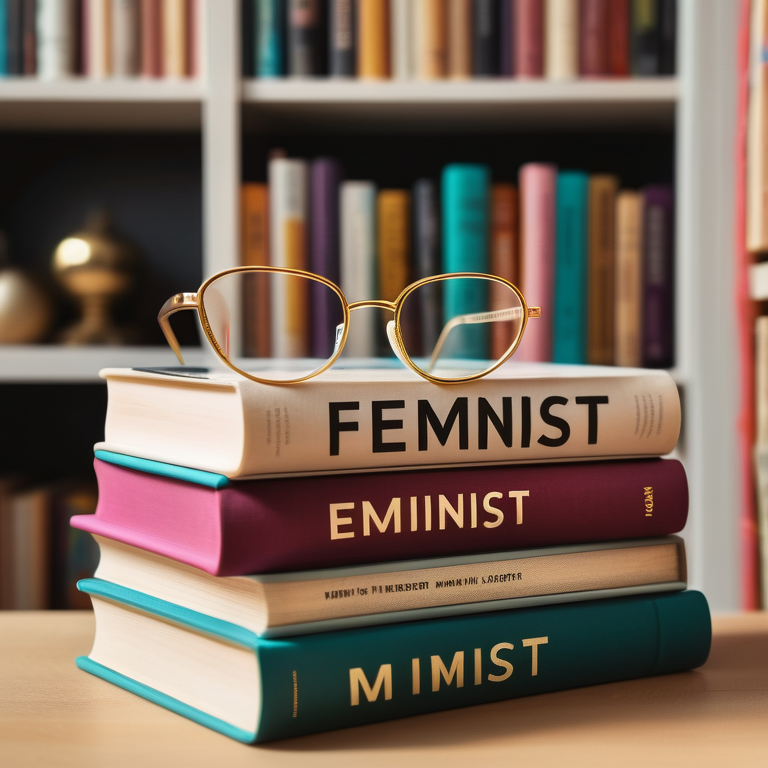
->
[76,580,712,744]
[553,170,590,363]
[0,0,7,77]
[441,163,491,359]
[255,0,284,77]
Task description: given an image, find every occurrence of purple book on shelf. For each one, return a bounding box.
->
[499,0,515,76]
[641,185,675,368]
[310,157,343,358]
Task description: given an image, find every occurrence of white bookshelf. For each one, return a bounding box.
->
[0,0,742,610]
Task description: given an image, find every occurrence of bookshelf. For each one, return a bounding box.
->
[0,0,742,611]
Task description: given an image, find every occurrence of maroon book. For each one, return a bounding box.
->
[608,0,630,77]
[579,0,609,77]
[71,456,689,576]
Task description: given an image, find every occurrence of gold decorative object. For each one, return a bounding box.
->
[52,211,142,345]
[0,232,54,344]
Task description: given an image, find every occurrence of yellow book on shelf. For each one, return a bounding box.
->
[378,190,411,303]
[416,0,448,79]
[614,190,644,367]
[358,0,390,78]
[241,183,270,359]
[163,0,187,78]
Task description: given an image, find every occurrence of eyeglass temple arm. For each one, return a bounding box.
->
[158,293,199,365]
[425,305,541,373]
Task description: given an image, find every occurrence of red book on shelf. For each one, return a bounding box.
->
[71,456,690,576]
[608,0,630,77]
[141,0,163,77]
[579,0,610,77]
[514,0,544,78]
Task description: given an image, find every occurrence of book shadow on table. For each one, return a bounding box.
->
[260,629,767,753]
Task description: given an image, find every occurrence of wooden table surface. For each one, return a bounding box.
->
[1,611,766,768]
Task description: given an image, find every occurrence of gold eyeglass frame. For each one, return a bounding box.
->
[158,266,541,385]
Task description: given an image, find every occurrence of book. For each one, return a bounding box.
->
[753,314,768,607]
[22,0,35,74]
[84,0,111,78]
[240,182,271,358]
[614,190,644,367]
[241,0,254,75]
[490,183,519,361]
[415,0,447,80]
[390,0,413,80]
[94,363,683,478]
[76,586,712,743]
[185,0,197,77]
[340,180,378,357]
[357,0,389,79]
[74,452,689,575]
[447,0,471,79]
[747,0,768,252]
[587,174,618,366]
[553,170,589,364]
[514,0,544,78]
[517,163,557,362]
[472,0,498,77]
[630,0,660,76]
[162,0,187,78]
[499,0,514,76]
[87,535,688,637]
[578,0,609,77]
[5,0,22,76]
[608,0,630,76]
[256,0,284,77]
[310,157,343,359]
[140,0,162,77]
[288,0,321,76]
[659,0,676,75]
[36,0,75,80]
[377,190,411,303]
[412,178,441,355]
[268,156,309,358]
[0,1,7,77]
[545,0,578,80]
[441,163,490,358]
[641,184,674,368]
[329,0,355,76]
[111,0,141,77]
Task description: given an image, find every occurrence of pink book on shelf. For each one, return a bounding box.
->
[517,163,557,361]
[141,0,163,77]
[515,0,544,78]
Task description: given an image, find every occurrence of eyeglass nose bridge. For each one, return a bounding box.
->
[347,299,397,313]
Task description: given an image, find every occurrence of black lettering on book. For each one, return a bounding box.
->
[521,397,531,448]
[478,397,512,449]
[418,398,469,451]
[537,396,570,447]
[575,396,609,444]
[329,401,360,456]
[372,400,406,453]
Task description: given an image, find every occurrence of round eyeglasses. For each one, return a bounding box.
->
[158,267,541,385]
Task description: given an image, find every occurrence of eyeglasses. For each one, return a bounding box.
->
[158,267,541,385]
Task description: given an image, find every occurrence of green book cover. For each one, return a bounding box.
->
[76,581,711,743]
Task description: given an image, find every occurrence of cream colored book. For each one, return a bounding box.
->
[748,0,768,252]
[95,363,682,478]
[415,0,447,79]
[544,0,578,80]
[614,190,644,367]
[390,0,413,79]
[92,534,687,637]
[162,0,187,78]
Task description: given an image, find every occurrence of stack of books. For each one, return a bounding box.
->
[244,0,677,80]
[73,361,711,743]
[244,158,673,368]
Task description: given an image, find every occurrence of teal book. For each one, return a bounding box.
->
[553,171,589,364]
[0,0,7,76]
[76,580,711,744]
[441,164,491,359]
[255,0,284,77]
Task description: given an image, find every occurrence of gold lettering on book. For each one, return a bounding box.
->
[487,643,514,682]
[522,636,549,676]
[412,658,420,695]
[474,648,482,685]
[329,503,355,540]
[292,670,298,718]
[363,498,401,536]
[644,486,654,516]
[509,490,530,523]
[349,665,392,706]
[431,651,464,691]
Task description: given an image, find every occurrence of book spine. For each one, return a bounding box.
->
[415,0,447,79]
[241,183,271,359]
[80,587,711,742]
[471,0,498,77]
[747,0,768,251]
[242,0,254,75]
[22,0,35,74]
[6,0,22,75]
[490,183,519,361]
[389,0,412,80]
[36,0,77,79]
[553,170,589,364]
[545,0,577,80]
[377,190,411,302]
[357,0,389,79]
[340,180,378,357]
[641,185,674,368]
[514,0,544,78]
[608,0,630,76]
[329,0,355,76]
[310,157,343,358]
[11,488,50,609]
[111,0,141,76]
[578,0,609,77]
[413,179,441,355]
[185,0,197,78]
[0,0,7,76]
[288,0,320,76]
[141,0,162,76]
[268,157,309,358]
[630,0,659,76]
[441,164,491,358]
[658,0,675,74]
[85,0,111,77]
[587,174,618,366]
[517,163,557,362]
[447,0,471,78]
[256,0,284,76]
[614,190,644,367]
[162,0,186,77]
